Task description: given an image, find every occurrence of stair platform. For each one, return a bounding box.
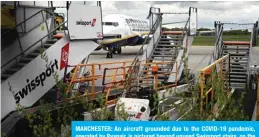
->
[223,41,250,46]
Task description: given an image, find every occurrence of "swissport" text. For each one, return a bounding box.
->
[14,59,59,104]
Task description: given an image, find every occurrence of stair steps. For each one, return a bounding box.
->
[1,37,61,82]
[220,41,250,89]
[139,31,184,88]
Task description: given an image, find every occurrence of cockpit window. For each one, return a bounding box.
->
[102,22,119,27]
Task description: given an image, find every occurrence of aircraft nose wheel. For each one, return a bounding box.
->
[106,50,113,58]
[117,47,122,54]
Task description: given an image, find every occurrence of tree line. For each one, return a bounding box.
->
[162,27,251,35]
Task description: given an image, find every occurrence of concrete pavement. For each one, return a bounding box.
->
[88,45,259,73]
[85,45,259,87]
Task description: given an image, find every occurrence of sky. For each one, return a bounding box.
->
[54,1,259,29]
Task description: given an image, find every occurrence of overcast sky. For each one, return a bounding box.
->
[54,1,259,29]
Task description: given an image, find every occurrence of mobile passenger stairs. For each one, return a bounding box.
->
[1,2,120,137]
[61,6,198,121]
[188,21,259,120]
[1,5,198,137]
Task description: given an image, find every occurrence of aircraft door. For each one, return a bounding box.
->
[125,24,130,36]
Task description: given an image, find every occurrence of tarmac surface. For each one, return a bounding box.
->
[88,45,259,74]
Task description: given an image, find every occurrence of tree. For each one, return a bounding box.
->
[197,28,212,31]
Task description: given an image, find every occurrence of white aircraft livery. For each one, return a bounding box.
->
[96,14,151,58]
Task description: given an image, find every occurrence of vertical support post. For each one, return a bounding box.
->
[228,54,231,91]
[97,1,101,6]
[123,62,126,89]
[153,74,158,90]
[123,62,126,80]
[175,61,178,86]
[219,60,223,80]
[73,58,88,91]
[206,93,208,108]
[66,1,70,36]
[50,1,54,34]
[152,64,158,90]
[200,72,205,114]
[24,7,26,33]
[66,65,79,94]
[152,12,154,49]
[18,36,23,56]
[129,66,132,88]
[91,65,95,100]
[146,65,148,86]
[211,88,214,111]
[63,65,68,83]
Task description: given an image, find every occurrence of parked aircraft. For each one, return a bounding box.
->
[96,14,151,58]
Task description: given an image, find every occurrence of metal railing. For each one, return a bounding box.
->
[199,54,230,114]
[209,23,223,64]
[138,20,162,78]
[124,13,163,90]
[1,8,54,51]
[133,14,162,64]
[65,61,134,98]
[138,9,192,85]
[65,60,178,105]
[176,16,190,71]
[247,29,255,87]
[247,22,258,86]
[1,21,67,69]
[160,12,189,14]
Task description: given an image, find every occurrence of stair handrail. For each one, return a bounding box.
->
[1,9,47,36]
[209,24,224,64]
[135,16,162,79]
[247,26,255,86]
[130,14,162,67]
[1,21,68,69]
[124,13,162,89]
[216,25,224,58]
[140,14,191,83]
[1,8,55,51]
[170,16,190,78]
[252,21,258,47]
[138,26,162,77]
[184,17,190,34]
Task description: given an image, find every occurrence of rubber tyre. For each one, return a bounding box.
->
[118,47,122,54]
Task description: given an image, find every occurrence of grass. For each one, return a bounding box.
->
[192,35,255,46]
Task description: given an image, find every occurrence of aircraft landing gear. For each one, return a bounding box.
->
[117,47,122,54]
[112,47,122,54]
[106,46,122,58]
[106,48,113,58]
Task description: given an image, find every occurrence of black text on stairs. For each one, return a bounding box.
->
[14,59,59,104]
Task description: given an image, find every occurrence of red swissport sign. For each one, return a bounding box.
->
[60,42,70,70]
[91,18,96,27]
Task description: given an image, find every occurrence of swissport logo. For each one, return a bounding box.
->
[60,43,70,70]
[76,18,96,27]
[91,18,96,27]
[13,43,70,104]
[14,59,59,104]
